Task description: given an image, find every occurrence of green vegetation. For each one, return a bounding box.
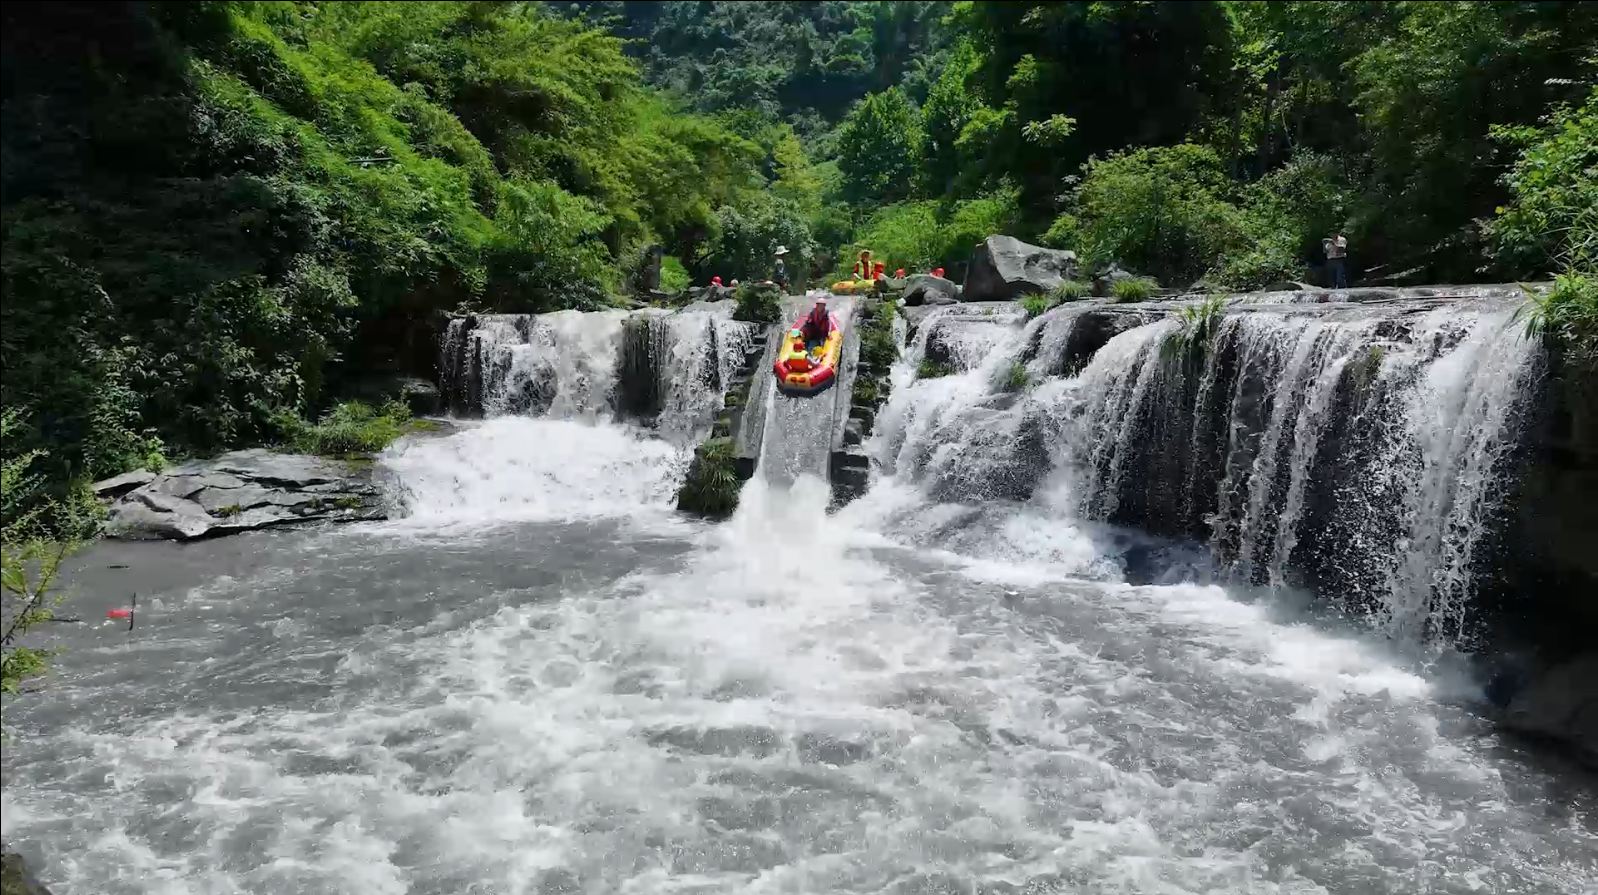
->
[1489,86,1597,363]
[1021,280,1089,319]
[853,299,900,415]
[1111,278,1158,303]
[1019,294,1053,320]
[918,359,956,380]
[1053,281,1092,302]
[732,283,783,325]
[676,437,740,519]
[275,400,413,457]
[1520,274,1598,367]
[0,1,793,494]
[660,256,692,294]
[1165,296,1232,360]
[2,410,95,700]
[1002,362,1030,393]
[838,191,1019,278]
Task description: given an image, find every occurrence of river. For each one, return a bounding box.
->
[3,297,1596,894]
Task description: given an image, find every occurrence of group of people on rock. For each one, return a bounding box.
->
[710,231,1352,294]
[710,246,932,294]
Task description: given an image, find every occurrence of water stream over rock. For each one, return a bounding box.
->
[3,289,1594,893]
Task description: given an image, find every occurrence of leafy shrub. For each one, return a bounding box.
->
[732,283,783,324]
[278,400,412,456]
[917,358,956,379]
[1053,144,1245,287]
[1519,273,1598,367]
[1021,280,1090,319]
[1489,87,1598,276]
[1002,362,1030,392]
[858,303,901,371]
[1164,295,1231,359]
[676,438,740,518]
[701,195,817,283]
[853,378,881,407]
[1020,293,1054,319]
[1111,277,1157,303]
[2,410,90,699]
[1053,280,1092,301]
[660,255,691,293]
[840,189,1019,277]
[1214,154,1351,289]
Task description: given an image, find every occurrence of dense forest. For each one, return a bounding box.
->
[2,1,1595,505]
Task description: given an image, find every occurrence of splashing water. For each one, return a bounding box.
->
[383,418,688,527]
[3,294,1591,895]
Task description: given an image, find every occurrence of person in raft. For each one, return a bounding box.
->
[800,296,832,353]
[853,249,872,279]
[773,245,791,292]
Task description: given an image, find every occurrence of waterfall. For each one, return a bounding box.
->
[869,297,1546,648]
[437,302,757,442]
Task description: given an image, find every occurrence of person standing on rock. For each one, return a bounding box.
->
[1323,231,1349,288]
[773,245,790,294]
[853,249,872,279]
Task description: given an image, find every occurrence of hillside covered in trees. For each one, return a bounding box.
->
[3,1,1595,500]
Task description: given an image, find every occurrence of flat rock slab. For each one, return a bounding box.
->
[89,468,157,499]
[104,450,385,541]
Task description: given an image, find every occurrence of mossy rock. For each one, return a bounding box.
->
[676,438,740,518]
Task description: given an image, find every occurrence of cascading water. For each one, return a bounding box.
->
[4,292,1593,895]
[437,302,756,441]
[873,297,1547,649]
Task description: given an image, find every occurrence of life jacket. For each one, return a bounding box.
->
[803,307,830,339]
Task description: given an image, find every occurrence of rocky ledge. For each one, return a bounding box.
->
[97,449,386,540]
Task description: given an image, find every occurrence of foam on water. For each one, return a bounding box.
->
[381,417,688,527]
[5,442,1596,893]
[4,297,1595,893]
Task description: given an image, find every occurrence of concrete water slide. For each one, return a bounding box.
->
[731,295,869,501]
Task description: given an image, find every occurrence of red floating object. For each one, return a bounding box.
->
[107,608,132,620]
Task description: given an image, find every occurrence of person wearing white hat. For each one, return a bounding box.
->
[772,245,790,293]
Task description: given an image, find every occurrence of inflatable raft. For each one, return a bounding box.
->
[773,315,843,394]
[829,279,875,295]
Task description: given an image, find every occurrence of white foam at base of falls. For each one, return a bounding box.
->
[382,418,688,526]
[871,298,1548,649]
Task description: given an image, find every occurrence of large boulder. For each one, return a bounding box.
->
[104,449,386,540]
[963,236,1078,301]
[902,274,961,307]
[1501,653,1598,767]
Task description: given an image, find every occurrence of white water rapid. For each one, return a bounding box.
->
[3,294,1594,894]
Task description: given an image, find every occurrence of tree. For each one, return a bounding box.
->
[837,87,923,205]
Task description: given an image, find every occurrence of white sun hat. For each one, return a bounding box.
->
[774,245,789,255]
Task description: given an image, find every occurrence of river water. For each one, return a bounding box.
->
[4,300,1598,893]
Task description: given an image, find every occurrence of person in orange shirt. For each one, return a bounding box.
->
[853,250,872,279]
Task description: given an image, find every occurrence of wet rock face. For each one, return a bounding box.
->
[963,236,1078,301]
[1,847,53,895]
[100,449,386,540]
[1500,653,1598,768]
